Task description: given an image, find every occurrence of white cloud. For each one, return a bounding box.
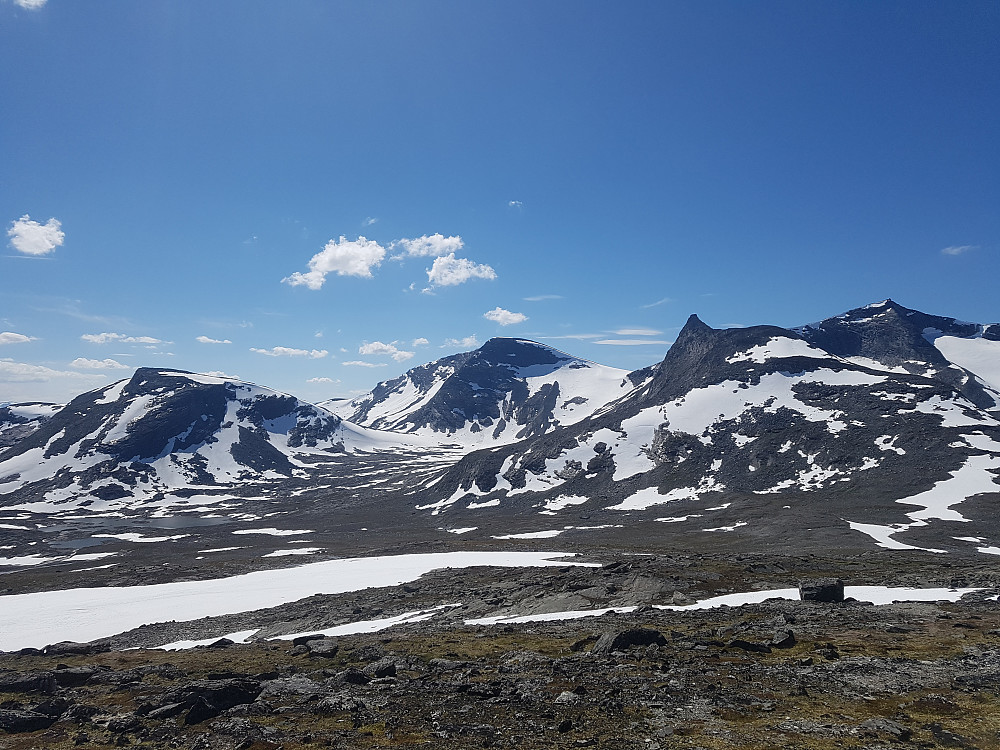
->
[282,235,386,289]
[196,335,232,344]
[412,337,429,347]
[508,200,523,209]
[250,347,328,359]
[364,217,378,226]
[444,335,479,348]
[541,333,602,340]
[359,341,414,362]
[0,332,35,345]
[484,307,528,326]
[7,215,64,256]
[343,360,387,368]
[203,371,240,379]
[613,327,663,336]
[0,358,101,383]
[427,254,497,287]
[524,294,562,302]
[70,357,130,370]
[14,0,47,9]
[81,332,164,345]
[595,339,671,346]
[392,233,464,258]
[307,376,339,384]
[941,245,977,256]
[641,297,671,308]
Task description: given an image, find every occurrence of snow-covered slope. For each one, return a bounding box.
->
[0,368,438,513]
[329,338,639,448]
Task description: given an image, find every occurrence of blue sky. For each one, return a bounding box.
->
[2,0,998,404]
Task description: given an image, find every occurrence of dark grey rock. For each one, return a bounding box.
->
[798,579,845,602]
[590,628,667,655]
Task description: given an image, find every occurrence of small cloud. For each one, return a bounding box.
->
[427,254,497,287]
[363,217,378,226]
[250,346,329,359]
[0,358,102,383]
[444,335,479,348]
[314,330,324,338]
[242,235,258,245]
[392,233,464,259]
[0,332,35,345]
[359,341,414,362]
[508,200,523,209]
[7,215,64,256]
[14,0,47,9]
[541,333,602,341]
[307,376,339,384]
[82,332,164,345]
[524,294,562,302]
[282,235,386,289]
[70,357,130,370]
[613,327,663,336]
[203,370,240,379]
[196,335,232,344]
[594,339,671,346]
[641,297,671,309]
[412,337,429,347]
[941,245,977,256]
[484,307,528,326]
[343,360,387,368]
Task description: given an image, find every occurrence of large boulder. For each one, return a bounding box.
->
[590,628,666,655]
[798,578,845,602]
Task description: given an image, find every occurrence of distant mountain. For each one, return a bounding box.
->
[0,368,426,512]
[418,312,1000,553]
[328,338,641,448]
[0,402,62,449]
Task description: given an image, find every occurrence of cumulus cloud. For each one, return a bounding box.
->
[343,360,387,368]
[359,341,414,362]
[444,335,479,348]
[307,376,339,384]
[613,327,663,336]
[484,307,528,326]
[7,215,64,256]
[0,358,100,383]
[941,245,977,256]
[282,236,386,289]
[412,337,429,347]
[81,332,164,345]
[196,335,232,344]
[427,254,497,287]
[0,332,35,345]
[250,346,328,358]
[392,233,464,258]
[70,357,130,370]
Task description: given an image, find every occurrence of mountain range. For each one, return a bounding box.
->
[1,299,999,557]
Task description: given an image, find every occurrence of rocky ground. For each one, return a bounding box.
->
[2,551,1000,749]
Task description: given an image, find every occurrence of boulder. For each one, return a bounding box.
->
[590,628,666,655]
[798,579,845,602]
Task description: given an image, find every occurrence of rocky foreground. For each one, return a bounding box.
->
[2,552,1000,750]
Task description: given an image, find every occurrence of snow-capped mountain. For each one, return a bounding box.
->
[328,338,641,448]
[417,313,1000,553]
[796,299,1000,410]
[0,368,441,513]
